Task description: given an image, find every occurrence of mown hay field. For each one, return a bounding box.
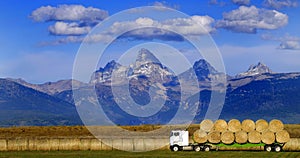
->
[0,124,299,138]
[0,150,299,158]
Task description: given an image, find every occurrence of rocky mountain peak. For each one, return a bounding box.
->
[131,48,173,81]
[193,59,218,73]
[135,48,160,67]
[193,59,218,81]
[237,62,273,78]
[97,60,121,73]
[90,49,174,84]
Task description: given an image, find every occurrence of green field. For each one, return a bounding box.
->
[0,151,299,158]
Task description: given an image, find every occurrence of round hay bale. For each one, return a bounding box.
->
[269,119,284,132]
[200,119,214,132]
[193,129,207,143]
[255,119,268,132]
[228,119,241,132]
[235,130,248,144]
[261,131,275,144]
[213,119,227,132]
[241,119,255,132]
[221,131,234,144]
[283,138,300,151]
[276,130,290,143]
[248,130,261,144]
[207,131,221,144]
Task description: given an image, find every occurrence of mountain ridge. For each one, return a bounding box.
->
[0,79,82,126]
[1,48,300,126]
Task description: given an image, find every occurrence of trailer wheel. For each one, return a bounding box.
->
[265,145,272,152]
[194,146,201,152]
[203,145,211,152]
[171,145,179,152]
[274,145,281,152]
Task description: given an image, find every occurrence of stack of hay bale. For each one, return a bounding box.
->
[193,119,290,145]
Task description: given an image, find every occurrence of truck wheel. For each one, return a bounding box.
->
[203,145,210,152]
[274,145,281,152]
[172,145,179,152]
[265,145,272,152]
[194,146,201,152]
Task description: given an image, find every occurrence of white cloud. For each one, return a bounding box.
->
[109,16,215,38]
[261,34,300,50]
[30,4,108,23]
[152,1,180,9]
[30,4,109,42]
[162,16,215,35]
[263,0,298,9]
[48,22,91,35]
[232,0,250,5]
[279,41,300,50]
[44,16,215,45]
[216,5,288,33]
[31,4,215,45]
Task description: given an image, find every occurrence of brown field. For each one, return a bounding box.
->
[284,124,300,138]
[0,150,300,158]
[0,124,299,138]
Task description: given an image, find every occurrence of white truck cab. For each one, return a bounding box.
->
[170,130,211,152]
[170,130,189,147]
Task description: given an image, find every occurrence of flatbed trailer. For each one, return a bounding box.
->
[170,130,285,152]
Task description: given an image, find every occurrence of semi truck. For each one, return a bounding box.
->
[169,130,284,152]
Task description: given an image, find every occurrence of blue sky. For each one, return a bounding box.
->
[0,0,299,83]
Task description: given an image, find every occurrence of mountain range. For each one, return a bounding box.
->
[1,48,300,126]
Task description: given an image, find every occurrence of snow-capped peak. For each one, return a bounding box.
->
[90,48,174,84]
[237,62,273,78]
[135,48,160,68]
[131,48,173,81]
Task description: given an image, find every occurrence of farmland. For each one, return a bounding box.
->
[0,150,299,158]
[0,124,299,138]
[0,124,299,157]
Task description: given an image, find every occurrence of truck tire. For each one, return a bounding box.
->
[172,145,179,152]
[194,146,201,152]
[265,145,272,152]
[274,145,282,152]
[203,145,211,152]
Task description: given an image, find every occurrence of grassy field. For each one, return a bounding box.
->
[0,124,299,138]
[0,150,299,158]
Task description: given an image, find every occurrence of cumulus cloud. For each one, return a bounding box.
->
[30,5,109,36]
[261,34,300,50]
[30,4,108,22]
[263,0,298,9]
[232,0,250,5]
[279,41,300,50]
[216,5,288,33]
[109,16,215,38]
[44,16,215,44]
[31,4,214,45]
[48,22,91,35]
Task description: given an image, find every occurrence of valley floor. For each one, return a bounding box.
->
[0,150,299,158]
[0,124,299,138]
